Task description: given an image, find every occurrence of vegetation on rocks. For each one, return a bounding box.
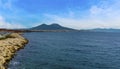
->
[0,33,28,69]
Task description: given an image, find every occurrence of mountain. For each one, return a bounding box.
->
[31,23,75,30]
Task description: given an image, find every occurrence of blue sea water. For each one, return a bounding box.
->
[8,32,120,69]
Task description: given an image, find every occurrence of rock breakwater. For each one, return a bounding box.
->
[0,33,28,69]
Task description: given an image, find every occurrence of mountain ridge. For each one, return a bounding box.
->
[31,23,75,30]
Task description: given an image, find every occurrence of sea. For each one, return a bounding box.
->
[8,31,120,69]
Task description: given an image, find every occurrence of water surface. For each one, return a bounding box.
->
[8,32,120,69]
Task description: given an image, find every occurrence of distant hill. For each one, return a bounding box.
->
[90,28,120,32]
[31,23,75,30]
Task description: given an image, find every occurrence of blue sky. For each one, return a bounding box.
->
[0,0,120,29]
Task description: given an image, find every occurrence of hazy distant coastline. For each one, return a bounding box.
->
[0,23,120,33]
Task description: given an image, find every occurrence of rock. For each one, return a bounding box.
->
[0,33,28,69]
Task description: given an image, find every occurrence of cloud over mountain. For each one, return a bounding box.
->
[1,0,120,29]
[44,0,120,29]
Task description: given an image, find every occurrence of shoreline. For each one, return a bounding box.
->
[0,33,28,69]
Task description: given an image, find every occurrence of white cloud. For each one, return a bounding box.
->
[0,16,25,29]
[44,0,120,29]
[0,0,25,29]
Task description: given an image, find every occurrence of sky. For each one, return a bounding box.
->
[0,0,120,29]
